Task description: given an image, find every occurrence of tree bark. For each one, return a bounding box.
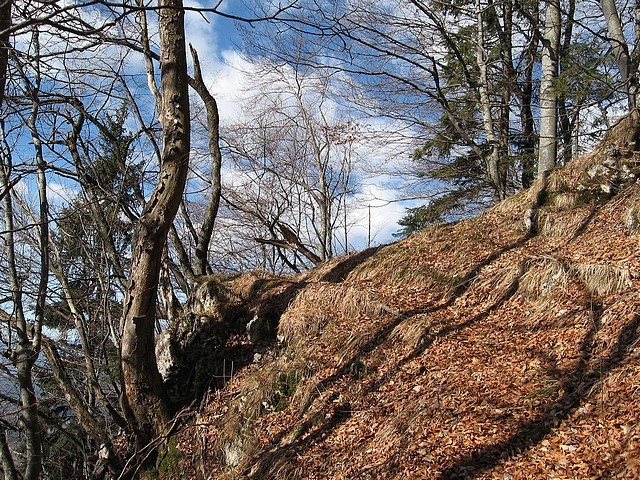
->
[120,0,189,450]
[538,0,561,176]
[558,0,576,166]
[518,1,539,188]
[0,0,10,107]
[498,0,514,194]
[189,45,222,276]
[600,0,638,109]
[0,9,43,478]
[42,340,109,445]
[0,428,19,480]
[475,0,504,200]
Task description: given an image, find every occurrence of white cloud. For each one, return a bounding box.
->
[182,10,422,249]
[46,181,78,207]
[347,180,418,249]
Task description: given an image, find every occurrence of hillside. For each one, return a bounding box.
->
[165,112,640,479]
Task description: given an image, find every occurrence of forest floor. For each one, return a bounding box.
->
[167,113,640,479]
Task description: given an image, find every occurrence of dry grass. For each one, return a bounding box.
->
[547,170,570,193]
[550,191,582,211]
[517,257,569,299]
[573,263,632,296]
[225,271,277,299]
[244,446,301,480]
[471,263,524,302]
[539,209,590,238]
[389,314,432,349]
[278,283,391,346]
[172,113,640,480]
[508,256,631,300]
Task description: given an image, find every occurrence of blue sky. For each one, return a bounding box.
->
[180,3,418,249]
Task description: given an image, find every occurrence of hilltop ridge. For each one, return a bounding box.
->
[166,111,640,479]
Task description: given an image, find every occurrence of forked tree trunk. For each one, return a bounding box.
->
[120,0,190,450]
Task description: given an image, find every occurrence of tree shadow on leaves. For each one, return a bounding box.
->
[255,235,531,462]
[241,399,353,479]
[435,311,640,479]
[320,246,382,282]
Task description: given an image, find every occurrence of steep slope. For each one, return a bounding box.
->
[170,112,640,479]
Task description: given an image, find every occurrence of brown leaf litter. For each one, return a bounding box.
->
[169,112,640,479]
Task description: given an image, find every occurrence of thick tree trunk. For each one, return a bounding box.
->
[120,0,190,450]
[538,0,561,176]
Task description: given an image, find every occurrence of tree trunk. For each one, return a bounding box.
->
[120,0,190,450]
[0,428,19,480]
[538,0,561,176]
[0,11,43,478]
[499,0,514,195]
[601,0,638,109]
[42,340,110,445]
[558,0,576,166]
[0,0,10,107]
[475,0,504,200]
[189,45,222,276]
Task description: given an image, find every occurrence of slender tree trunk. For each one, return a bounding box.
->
[0,0,10,107]
[0,6,24,477]
[42,340,109,445]
[538,0,561,176]
[558,0,576,166]
[498,0,514,195]
[189,45,222,276]
[517,1,539,188]
[601,0,638,109]
[8,28,48,480]
[475,0,504,200]
[120,0,190,451]
[0,428,18,480]
[66,114,128,290]
[0,157,42,479]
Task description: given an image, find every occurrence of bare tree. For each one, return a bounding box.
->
[0,25,49,480]
[221,60,359,270]
[120,0,190,453]
[188,45,223,277]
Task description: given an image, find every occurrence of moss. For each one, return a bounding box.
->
[269,370,302,412]
[156,436,182,478]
